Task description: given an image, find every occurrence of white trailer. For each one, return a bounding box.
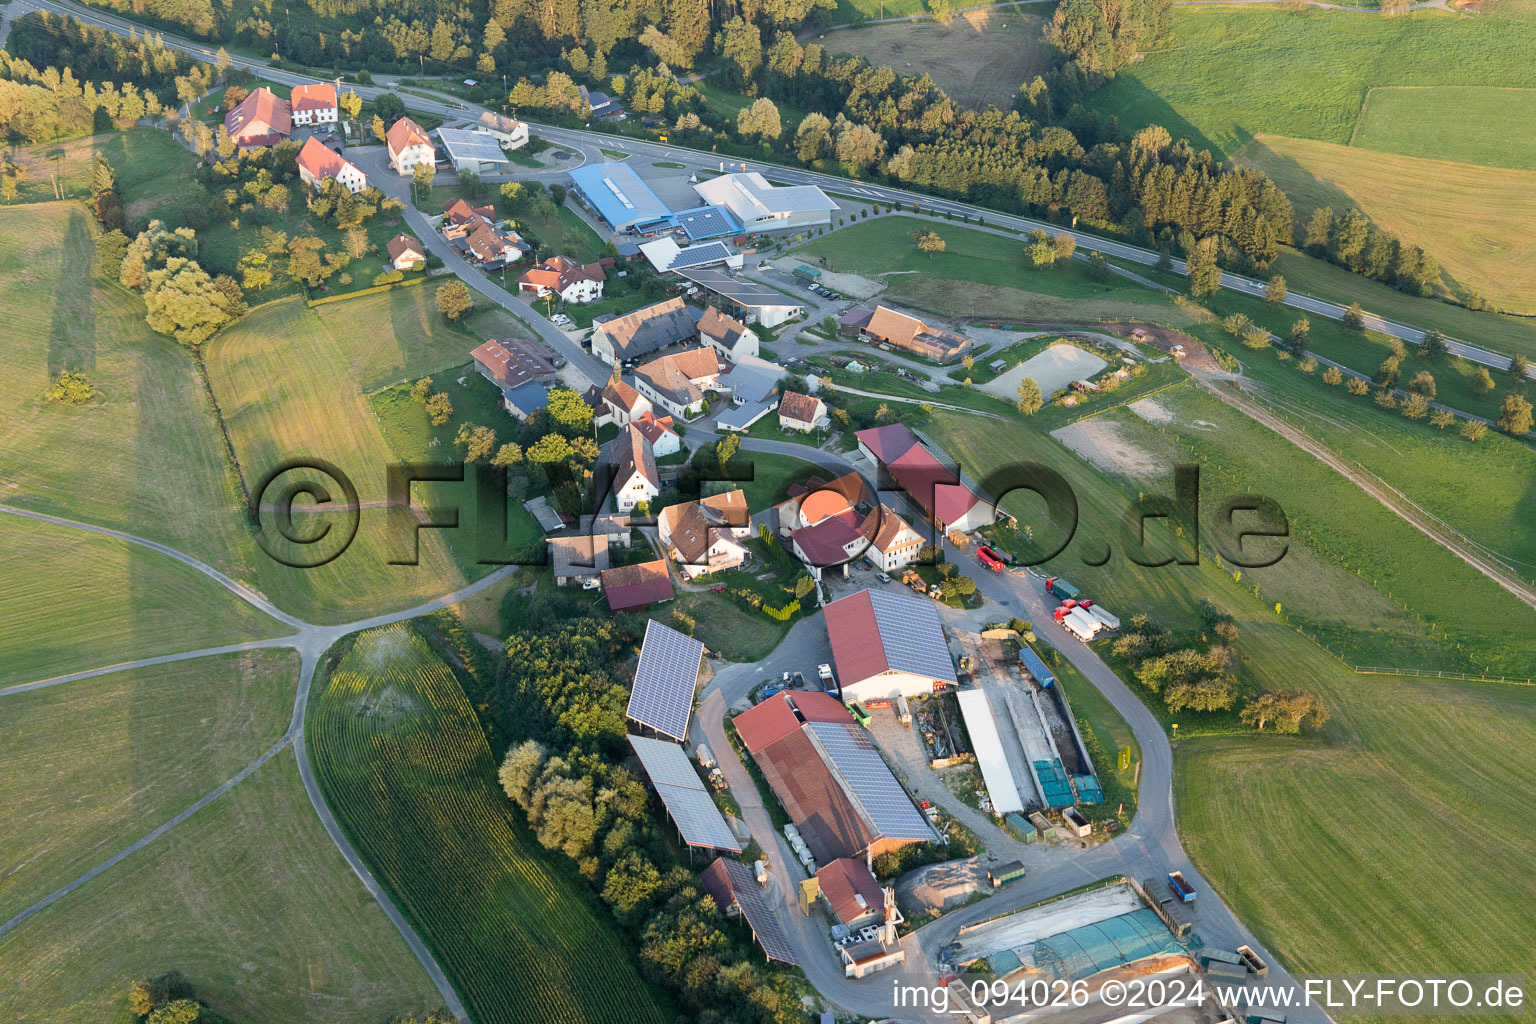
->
[1087,605,1121,631]
[896,694,912,726]
[1063,607,1102,642]
[694,742,717,768]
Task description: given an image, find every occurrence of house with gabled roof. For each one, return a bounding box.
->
[386,233,426,271]
[698,306,758,363]
[290,82,338,125]
[608,423,660,512]
[517,255,606,304]
[601,559,674,613]
[441,197,496,238]
[477,110,529,149]
[856,423,997,533]
[296,137,367,194]
[824,587,958,701]
[632,409,681,459]
[471,337,561,418]
[587,377,652,428]
[386,116,434,175]
[633,347,724,419]
[778,391,827,433]
[860,305,972,363]
[590,297,699,366]
[224,87,290,148]
[657,490,750,577]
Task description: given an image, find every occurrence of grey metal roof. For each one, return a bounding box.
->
[807,721,938,842]
[867,587,957,682]
[625,618,705,741]
[710,859,800,964]
[627,735,743,852]
[721,354,785,404]
[435,127,509,163]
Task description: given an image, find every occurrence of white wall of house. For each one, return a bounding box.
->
[391,250,425,271]
[875,533,922,572]
[647,428,681,458]
[293,105,338,125]
[300,162,367,194]
[840,670,944,702]
[635,378,704,420]
[390,142,435,175]
[559,278,603,303]
[614,471,660,511]
[675,534,749,579]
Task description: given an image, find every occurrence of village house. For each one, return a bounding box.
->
[776,472,872,534]
[289,82,338,126]
[600,559,674,613]
[386,116,435,175]
[858,305,973,363]
[441,198,496,238]
[548,534,610,587]
[385,233,426,271]
[632,409,681,458]
[632,347,725,419]
[587,377,652,428]
[224,87,290,148]
[607,424,662,512]
[295,137,367,194]
[476,111,530,149]
[777,391,827,433]
[590,297,699,366]
[657,490,751,578]
[470,337,561,418]
[517,255,606,304]
[867,505,924,572]
[698,306,759,363]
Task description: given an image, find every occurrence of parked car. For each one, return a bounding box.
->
[877,572,892,584]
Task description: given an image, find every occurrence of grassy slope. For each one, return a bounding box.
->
[309,625,670,1024]
[1087,8,1536,158]
[1177,672,1536,984]
[1240,134,1536,312]
[1350,85,1536,170]
[793,215,1193,324]
[0,204,253,563]
[9,129,203,218]
[0,515,286,687]
[0,750,440,1024]
[207,291,524,622]
[0,650,297,922]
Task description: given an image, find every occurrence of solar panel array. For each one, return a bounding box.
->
[716,859,800,964]
[626,619,705,741]
[807,721,938,842]
[667,241,732,270]
[628,735,744,852]
[675,206,738,240]
[866,588,958,682]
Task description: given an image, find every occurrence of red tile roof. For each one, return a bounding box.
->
[386,233,424,262]
[778,390,823,426]
[632,410,677,447]
[823,590,889,687]
[517,255,606,292]
[296,136,352,183]
[601,559,674,612]
[386,116,431,154]
[471,338,559,390]
[443,197,495,227]
[290,82,336,111]
[816,858,884,926]
[602,377,647,416]
[856,425,981,528]
[224,87,290,144]
[791,514,866,568]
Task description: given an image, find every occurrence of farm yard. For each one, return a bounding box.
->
[0,750,442,1024]
[308,625,672,1024]
[822,10,1054,109]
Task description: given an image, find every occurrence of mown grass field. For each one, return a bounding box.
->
[0,749,441,1024]
[0,515,286,688]
[207,291,525,622]
[1350,85,1536,170]
[1240,134,1536,313]
[8,129,204,219]
[309,625,671,1024]
[793,215,1194,324]
[0,650,296,922]
[1177,671,1536,991]
[1087,8,1536,158]
[0,204,253,563]
[823,9,1053,109]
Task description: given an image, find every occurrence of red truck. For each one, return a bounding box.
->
[976,546,1006,572]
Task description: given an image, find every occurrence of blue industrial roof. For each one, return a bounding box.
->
[569,162,670,229]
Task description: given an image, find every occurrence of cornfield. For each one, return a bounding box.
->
[309,624,669,1024]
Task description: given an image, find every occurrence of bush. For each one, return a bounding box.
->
[46,370,97,405]
[372,269,404,286]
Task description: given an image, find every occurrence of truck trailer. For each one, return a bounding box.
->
[976,546,1006,572]
[1063,607,1102,642]
[1045,576,1081,602]
[694,742,717,769]
[896,694,912,726]
[1087,605,1121,631]
[1237,945,1270,977]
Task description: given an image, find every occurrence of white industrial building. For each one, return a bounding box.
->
[435,128,518,174]
[824,588,957,701]
[692,172,837,232]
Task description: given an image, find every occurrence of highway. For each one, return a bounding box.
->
[14,0,1534,382]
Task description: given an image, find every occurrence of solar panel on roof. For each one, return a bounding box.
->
[626,619,705,741]
[807,721,937,842]
[628,735,744,851]
[668,241,731,270]
[717,859,800,964]
[866,589,957,682]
